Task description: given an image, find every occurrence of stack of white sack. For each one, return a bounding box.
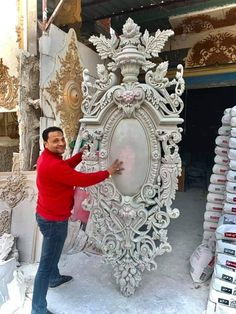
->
[206,107,236,314]
[203,109,230,244]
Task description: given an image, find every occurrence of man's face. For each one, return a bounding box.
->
[44,131,66,155]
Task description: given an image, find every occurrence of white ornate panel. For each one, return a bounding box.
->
[0,171,38,262]
[75,18,185,296]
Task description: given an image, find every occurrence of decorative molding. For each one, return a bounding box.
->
[186,32,236,68]
[0,59,18,110]
[0,173,35,209]
[171,6,236,35]
[76,18,184,296]
[45,29,83,146]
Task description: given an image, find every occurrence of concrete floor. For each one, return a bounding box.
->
[18,188,210,314]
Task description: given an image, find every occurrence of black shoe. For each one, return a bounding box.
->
[47,310,54,314]
[49,275,73,288]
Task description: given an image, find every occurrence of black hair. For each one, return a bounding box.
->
[42,126,63,141]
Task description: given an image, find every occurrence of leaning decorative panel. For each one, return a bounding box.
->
[75,18,185,296]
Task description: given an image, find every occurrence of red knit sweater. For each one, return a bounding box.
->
[36,148,109,221]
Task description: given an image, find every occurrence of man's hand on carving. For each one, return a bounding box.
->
[108,159,124,176]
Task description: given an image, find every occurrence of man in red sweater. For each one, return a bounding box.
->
[32,126,123,314]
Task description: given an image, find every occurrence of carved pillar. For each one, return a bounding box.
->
[18,51,40,170]
[75,18,185,296]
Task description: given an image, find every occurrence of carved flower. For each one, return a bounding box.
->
[119,204,136,219]
[100,182,115,199]
[159,229,168,242]
[123,18,140,38]
[120,18,141,46]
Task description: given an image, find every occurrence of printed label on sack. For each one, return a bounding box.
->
[213,207,222,211]
[224,216,236,224]
[222,274,233,282]
[225,233,236,239]
[226,261,236,268]
[218,298,229,305]
[210,226,217,230]
[221,286,232,294]
[208,256,215,267]
[200,272,207,281]
[210,216,219,220]
[224,248,236,255]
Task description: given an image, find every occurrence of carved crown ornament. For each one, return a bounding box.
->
[44,29,83,146]
[0,58,18,110]
[76,18,184,296]
[186,32,236,68]
[81,18,184,122]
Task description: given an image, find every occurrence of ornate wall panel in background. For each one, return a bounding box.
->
[44,29,83,149]
[74,18,185,296]
[0,59,18,111]
[186,32,236,68]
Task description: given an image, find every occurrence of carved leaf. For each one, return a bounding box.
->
[142,60,156,72]
[155,61,169,79]
[142,29,174,57]
[89,34,119,60]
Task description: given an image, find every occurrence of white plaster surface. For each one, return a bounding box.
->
[0,0,18,77]
[17,188,209,314]
[39,24,102,88]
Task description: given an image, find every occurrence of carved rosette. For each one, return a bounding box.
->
[0,58,18,110]
[186,32,236,68]
[45,30,83,145]
[77,18,184,296]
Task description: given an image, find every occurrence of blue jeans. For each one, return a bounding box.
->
[31,213,68,314]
